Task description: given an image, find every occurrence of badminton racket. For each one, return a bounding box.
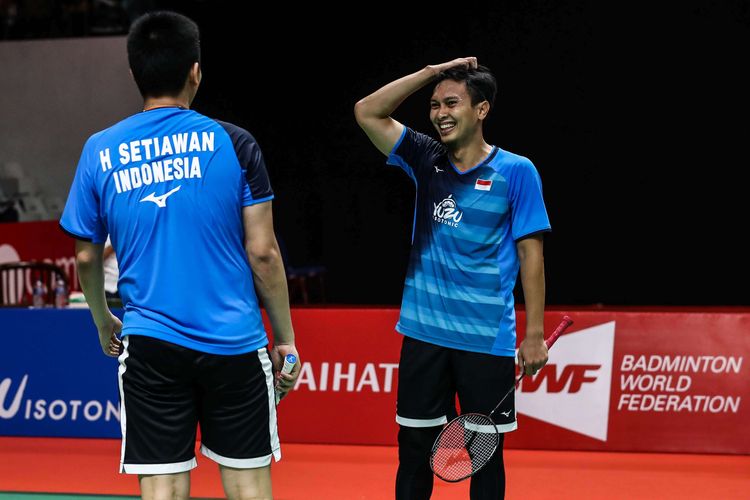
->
[430,315,574,482]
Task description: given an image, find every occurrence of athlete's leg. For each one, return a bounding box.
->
[469,434,506,500]
[138,472,190,500]
[219,465,272,500]
[395,336,456,500]
[396,425,442,500]
[118,337,199,498]
[452,350,515,500]
[198,347,279,500]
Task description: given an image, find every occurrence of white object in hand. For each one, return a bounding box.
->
[275,353,296,405]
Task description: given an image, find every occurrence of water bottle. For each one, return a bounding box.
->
[32,279,46,308]
[54,279,68,308]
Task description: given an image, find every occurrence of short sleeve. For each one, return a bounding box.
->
[386,127,444,181]
[508,159,551,240]
[59,137,107,243]
[240,136,273,206]
[217,121,274,206]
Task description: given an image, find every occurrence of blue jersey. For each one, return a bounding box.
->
[60,107,273,355]
[387,127,551,356]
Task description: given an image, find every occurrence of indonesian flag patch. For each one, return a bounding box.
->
[475,179,492,191]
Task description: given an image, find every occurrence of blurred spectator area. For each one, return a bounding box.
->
[0,162,64,222]
[0,0,141,39]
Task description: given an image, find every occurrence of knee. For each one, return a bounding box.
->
[228,494,272,500]
[138,473,190,500]
[225,484,273,500]
[221,465,272,500]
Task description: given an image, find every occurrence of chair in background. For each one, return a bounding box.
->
[0,261,69,307]
[276,234,327,305]
[285,263,327,305]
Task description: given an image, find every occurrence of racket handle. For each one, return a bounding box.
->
[275,353,297,405]
[281,353,297,373]
[545,315,574,348]
[489,316,574,419]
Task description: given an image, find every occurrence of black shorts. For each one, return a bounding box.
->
[396,335,517,433]
[117,335,280,474]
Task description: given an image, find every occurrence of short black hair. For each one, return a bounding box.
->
[127,11,200,98]
[436,65,497,109]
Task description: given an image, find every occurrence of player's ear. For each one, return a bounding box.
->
[189,62,201,87]
[477,101,490,121]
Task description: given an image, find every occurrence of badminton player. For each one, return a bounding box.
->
[60,11,299,500]
[354,58,551,499]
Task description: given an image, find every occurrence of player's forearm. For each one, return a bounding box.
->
[75,242,110,328]
[354,66,439,121]
[248,249,295,345]
[521,268,545,339]
[518,238,546,339]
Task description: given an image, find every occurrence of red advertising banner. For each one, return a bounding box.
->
[1,220,747,454]
[508,311,750,454]
[0,221,78,290]
[275,308,402,446]
[277,309,750,454]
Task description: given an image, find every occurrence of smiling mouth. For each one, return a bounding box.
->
[438,122,456,135]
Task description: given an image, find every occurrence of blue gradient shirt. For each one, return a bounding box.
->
[387,127,551,356]
[60,107,273,355]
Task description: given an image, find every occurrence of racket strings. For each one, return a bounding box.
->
[430,414,500,482]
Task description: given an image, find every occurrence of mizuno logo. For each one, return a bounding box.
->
[140,186,181,208]
[500,410,512,417]
[434,165,444,173]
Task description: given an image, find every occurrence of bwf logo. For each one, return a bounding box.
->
[516,322,616,441]
[521,365,601,394]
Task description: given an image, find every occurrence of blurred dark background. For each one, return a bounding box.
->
[2,0,748,306]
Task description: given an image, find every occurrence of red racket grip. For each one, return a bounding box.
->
[545,315,574,348]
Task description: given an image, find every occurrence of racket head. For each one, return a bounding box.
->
[430,413,500,482]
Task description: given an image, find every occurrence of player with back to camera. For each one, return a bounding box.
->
[354,57,552,499]
[60,11,300,500]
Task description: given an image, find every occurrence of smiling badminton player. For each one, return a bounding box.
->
[355,58,552,499]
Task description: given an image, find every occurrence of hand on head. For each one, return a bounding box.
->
[433,57,479,74]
